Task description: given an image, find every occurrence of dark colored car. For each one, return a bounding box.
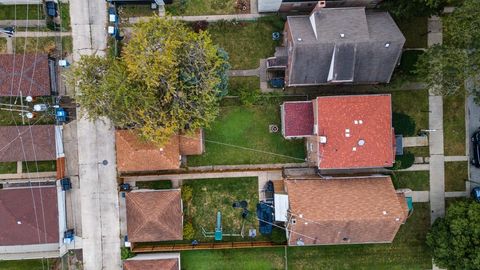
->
[45,1,58,17]
[471,130,480,168]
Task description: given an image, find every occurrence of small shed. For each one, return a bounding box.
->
[274,194,289,222]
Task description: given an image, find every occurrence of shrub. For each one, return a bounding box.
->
[239,87,261,106]
[182,185,193,202]
[392,112,416,136]
[183,221,195,240]
[192,20,209,33]
[121,247,135,260]
[270,227,287,244]
[390,151,415,170]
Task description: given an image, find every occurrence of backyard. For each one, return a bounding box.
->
[0,162,17,174]
[0,97,56,126]
[187,104,306,166]
[445,161,468,191]
[0,38,6,53]
[0,4,45,20]
[166,0,246,16]
[22,160,56,173]
[228,76,260,96]
[392,171,430,191]
[181,203,432,270]
[0,259,57,270]
[135,180,173,190]
[443,91,466,156]
[182,177,263,242]
[13,36,73,54]
[208,16,285,69]
[395,17,428,48]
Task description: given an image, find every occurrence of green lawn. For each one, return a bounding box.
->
[0,4,45,20]
[187,105,305,166]
[0,162,17,174]
[395,17,428,48]
[0,259,57,270]
[136,180,173,190]
[181,247,286,270]
[228,76,260,96]
[444,92,466,156]
[445,161,468,191]
[208,16,285,69]
[58,3,71,31]
[118,5,157,17]
[391,89,429,135]
[398,50,424,78]
[22,160,56,173]
[0,98,56,125]
[407,146,429,157]
[287,203,432,270]
[0,38,6,53]
[182,177,262,242]
[14,36,73,54]
[166,0,241,16]
[392,171,430,191]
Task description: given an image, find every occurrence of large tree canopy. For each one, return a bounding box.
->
[427,199,480,270]
[69,17,229,145]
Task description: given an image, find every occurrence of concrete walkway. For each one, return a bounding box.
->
[444,156,468,162]
[6,37,12,53]
[229,69,259,77]
[412,191,468,202]
[129,13,264,24]
[398,164,430,171]
[14,31,71,37]
[0,19,46,27]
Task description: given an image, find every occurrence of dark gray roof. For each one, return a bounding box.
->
[286,7,405,86]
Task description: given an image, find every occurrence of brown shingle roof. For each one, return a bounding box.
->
[116,130,181,172]
[179,130,204,156]
[116,129,204,172]
[0,186,59,246]
[285,177,405,245]
[123,259,179,270]
[0,125,56,162]
[0,54,51,97]
[126,190,183,243]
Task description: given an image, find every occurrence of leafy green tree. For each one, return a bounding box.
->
[380,0,448,20]
[68,17,229,146]
[415,45,470,96]
[427,199,480,270]
[443,0,480,49]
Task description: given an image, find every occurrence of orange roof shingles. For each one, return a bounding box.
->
[316,94,394,169]
[285,177,406,246]
[126,190,183,243]
[123,259,179,270]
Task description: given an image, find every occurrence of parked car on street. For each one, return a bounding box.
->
[471,130,480,168]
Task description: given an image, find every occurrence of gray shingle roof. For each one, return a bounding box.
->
[286,7,405,86]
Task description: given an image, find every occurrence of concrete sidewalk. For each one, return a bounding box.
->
[229,69,259,77]
[14,31,71,37]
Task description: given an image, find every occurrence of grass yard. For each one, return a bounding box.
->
[22,160,56,173]
[58,3,71,31]
[0,259,57,270]
[395,17,428,48]
[181,247,286,270]
[14,36,73,54]
[0,98,56,126]
[166,0,241,16]
[445,161,468,191]
[0,38,6,53]
[0,162,17,174]
[0,4,45,20]
[287,203,432,270]
[187,105,305,166]
[407,146,429,157]
[118,5,157,17]
[443,91,466,156]
[397,50,424,79]
[228,76,260,96]
[392,171,430,191]
[182,177,263,242]
[391,89,429,135]
[136,180,173,190]
[208,16,285,69]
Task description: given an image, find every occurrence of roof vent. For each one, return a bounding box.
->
[17,221,22,225]
[383,211,388,215]
[296,238,305,246]
[297,38,302,42]
[358,139,365,146]
[159,148,164,152]
[385,43,390,48]
[340,33,345,38]
[319,136,327,144]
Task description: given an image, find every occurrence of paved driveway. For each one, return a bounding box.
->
[467,82,480,191]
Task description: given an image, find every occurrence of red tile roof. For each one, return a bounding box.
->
[116,130,204,172]
[0,186,59,246]
[0,54,51,97]
[282,101,314,137]
[124,259,179,270]
[316,94,394,169]
[0,125,56,162]
[126,190,183,243]
[285,177,406,246]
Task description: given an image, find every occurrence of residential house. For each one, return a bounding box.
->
[284,176,408,246]
[258,0,382,13]
[281,94,395,169]
[267,5,405,86]
[0,125,56,162]
[125,190,183,246]
[123,253,181,270]
[0,54,51,97]
[115,129,204,172]
[0,185,67,259]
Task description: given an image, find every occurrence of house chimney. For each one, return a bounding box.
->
[309,1,326,40]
